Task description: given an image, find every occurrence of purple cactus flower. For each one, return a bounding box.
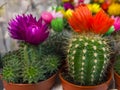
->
[111,16,120,31]
[8,14,49,45]
[63,2,74,10]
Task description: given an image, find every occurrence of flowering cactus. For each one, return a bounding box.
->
[111,16,120,31]
[66,4,113,85]
[8,14,50,45]
[68,4,114,34]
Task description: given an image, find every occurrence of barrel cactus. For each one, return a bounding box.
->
[67,33,111,85]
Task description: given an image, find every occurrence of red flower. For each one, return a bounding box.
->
[68,4,114,34]
[68,4,92,33]
[91,10,114,34]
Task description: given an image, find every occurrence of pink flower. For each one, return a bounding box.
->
[50,11,63,19]
[111,16,120,31]
[41,11,53,23]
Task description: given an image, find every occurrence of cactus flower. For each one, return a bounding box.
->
[111,16,120,31]
[78,0,84,3]
[108,3,120,16]
[50,11,63,19]
[8,14,49,45]
[68,4,114,34]
[64,9,73,19]
[87,3,101,14]
[62,0,74,3]
[41,11,53,23]
[101,2,110,11]
[63,2,74,10]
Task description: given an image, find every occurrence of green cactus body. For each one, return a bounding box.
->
[67,33,110,85]
[114,55,120,75]
[2,42,60,84]
[43,30,72,57]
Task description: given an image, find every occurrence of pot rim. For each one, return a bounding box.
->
[59,71,112,88]
[3,73,57,86]
[114,71,120,78]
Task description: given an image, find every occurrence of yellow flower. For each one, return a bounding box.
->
[62,0,74,3]
[98,0,104,3]
[64,9,73,19]
[108,3,120,16]
[62,0,69,2]
[87,3,101,14]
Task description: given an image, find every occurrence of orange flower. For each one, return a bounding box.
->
[91,10,114,34]
[68,4,92,33]
[68,4,114,34]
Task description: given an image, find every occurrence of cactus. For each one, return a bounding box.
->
[2,42,60,84]
[42,30,72,58]
[67,33,111,85]
[114,54,120,75]
[110,31,120,54]
[2,50,22,83]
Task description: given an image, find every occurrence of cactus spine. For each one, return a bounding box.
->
[67,33,110,85]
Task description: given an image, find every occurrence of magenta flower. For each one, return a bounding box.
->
[111,16,120,31]
[8,14,49,45]
[63,2,74,10]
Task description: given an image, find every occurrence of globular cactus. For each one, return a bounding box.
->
[67,33,111,85]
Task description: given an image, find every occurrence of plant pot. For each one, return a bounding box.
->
[59,71,112,90]
[114,72,120,90]
[3,73,57,90]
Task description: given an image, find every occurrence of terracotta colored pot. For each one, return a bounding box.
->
[59,71,112,90]
[114,72,120,90]
[3,74,57,90]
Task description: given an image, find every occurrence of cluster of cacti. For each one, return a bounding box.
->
[2,42,60,84]
[67,33,111,85]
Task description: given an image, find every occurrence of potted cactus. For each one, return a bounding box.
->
[59,4,114,90]
[1,13,60,90]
